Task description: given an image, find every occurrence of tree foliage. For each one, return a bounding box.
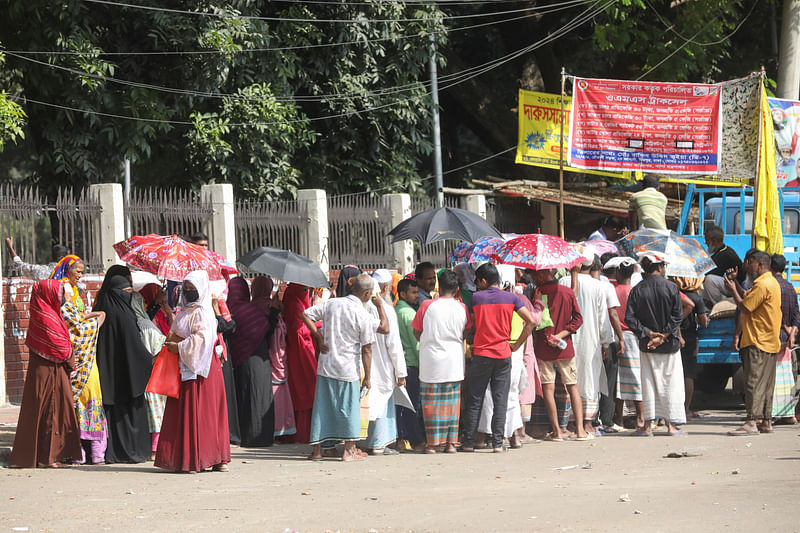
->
[0,0,778,196]
[0,52,26,152]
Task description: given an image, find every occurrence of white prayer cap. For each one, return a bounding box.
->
[637,251,669,265]
[603,256,638,270]
[372,269,393,285]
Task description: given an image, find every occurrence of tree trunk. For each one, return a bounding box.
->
[777,0,800,99]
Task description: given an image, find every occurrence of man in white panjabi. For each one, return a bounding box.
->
[560,256,614,437]
[363,269,407,455]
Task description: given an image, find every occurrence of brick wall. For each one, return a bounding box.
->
[3,276,103,404]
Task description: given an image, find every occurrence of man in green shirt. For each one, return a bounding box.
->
[629,174,668,230]
[395,278,425,451]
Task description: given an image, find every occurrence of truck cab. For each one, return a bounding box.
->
[677,184,800,391]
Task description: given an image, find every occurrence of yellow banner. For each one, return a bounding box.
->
[515,89,620,178]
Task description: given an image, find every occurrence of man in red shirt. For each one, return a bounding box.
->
[461,264,537,452]
[532,268,588,441]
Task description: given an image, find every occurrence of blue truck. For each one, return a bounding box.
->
[676,184,800,392]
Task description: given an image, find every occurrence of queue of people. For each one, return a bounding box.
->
[6,231,798,470]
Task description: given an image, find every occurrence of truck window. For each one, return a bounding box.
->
[733,209,799,234]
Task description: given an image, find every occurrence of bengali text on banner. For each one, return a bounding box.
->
[514,89,620,178]
[567,78,723,175]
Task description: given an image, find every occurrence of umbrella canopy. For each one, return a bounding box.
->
[237,246,330,288]
[388,207,503,245]
[493,234,584,270]
[579,239,621,258]
[617,228,715,278]
[114,234,224,281]
[204,248,238,276]
[448,233,520,264]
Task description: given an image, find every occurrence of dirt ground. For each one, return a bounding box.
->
[1,392,799,533]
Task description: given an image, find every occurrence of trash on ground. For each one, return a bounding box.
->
[664,451,701,458]
[618,494,631,502]
[552,464,580,471]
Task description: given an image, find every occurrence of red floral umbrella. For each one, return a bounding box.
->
[204,248,238,277]
[492,234,584,270]
[113,234,224,281]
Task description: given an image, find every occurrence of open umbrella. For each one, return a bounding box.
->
[492,234,584,270]
[237,246,329,288]
[204,248,238,276]
[448,233,520,264]
[579,239,621,258]
[388,207,502,245]
[114,234,224,281]
[616,228,715,278]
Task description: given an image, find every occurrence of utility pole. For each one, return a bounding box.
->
[429,36,444,208]
[123,158,131,237]
[777,0,800,99]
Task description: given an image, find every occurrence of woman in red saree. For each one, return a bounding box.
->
[10,279,83,467]
[282,283,318,443]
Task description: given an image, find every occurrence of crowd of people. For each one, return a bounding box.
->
[5,210,799,470]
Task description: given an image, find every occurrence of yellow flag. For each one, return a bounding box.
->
[753,83,783,254]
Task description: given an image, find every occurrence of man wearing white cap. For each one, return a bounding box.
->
[363,269,407,455]
[625,253,686,436]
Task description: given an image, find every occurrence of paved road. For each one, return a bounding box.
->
[1,399,798,532]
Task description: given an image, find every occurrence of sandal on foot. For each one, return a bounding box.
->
[632,429,654,437]
[543,433,564,442]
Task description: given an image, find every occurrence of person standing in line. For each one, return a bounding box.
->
[9,280,84,467]
[212,293,242,446]
[363,270,407,455]
[531,268,586,441]
[282,283,318,443]
[412,270,470,454]
[628,174,668,230]
[4,237,69,280]
[394,278,426,452]
[130,282,167,460]
[725,251,782,436]
[303,274,386,462]
[414,262,438,308]
[226,277,281,448]
[769,254,800,424]
[93,270,155,464]
[605,259,645,430]
[561,257,614,437]
[155,271,230,472]
[460,264,537,452]
[673,276,709,420]
[625,254,686,436]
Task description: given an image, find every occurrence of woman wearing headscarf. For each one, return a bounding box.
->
[226,277,280,447]
[155,270,230,472]
[9,280,83,467]
[140,283,173,336]
[250,275,273,312]
[59,260,108,465]
[335,265,362,297]
[50,254,86,311]
[282,283,317,442]
[131,286,167,460]
[212,293,241,446]
[94,273,155,463]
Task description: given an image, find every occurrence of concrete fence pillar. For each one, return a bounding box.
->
[383,193,414,275]
[200,183,237,264]
[298,189,329,275]
[89,183,125,271]
[464,194,487,219]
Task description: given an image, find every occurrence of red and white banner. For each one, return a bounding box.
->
[567,77,723,174]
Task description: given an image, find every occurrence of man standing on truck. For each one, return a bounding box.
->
[725,251,782,436]
[703,226,744,307]
[629,175,668,230]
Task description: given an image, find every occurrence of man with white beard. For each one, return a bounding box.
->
[363,269,407,455]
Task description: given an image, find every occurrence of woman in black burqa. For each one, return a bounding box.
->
[94,268,155,463]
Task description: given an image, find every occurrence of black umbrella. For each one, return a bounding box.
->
[237,246,330,288]
[388,207,503,245]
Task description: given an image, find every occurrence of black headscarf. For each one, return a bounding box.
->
[96,265,132,302]
[336,265,362,297]
[93,274,154,405]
